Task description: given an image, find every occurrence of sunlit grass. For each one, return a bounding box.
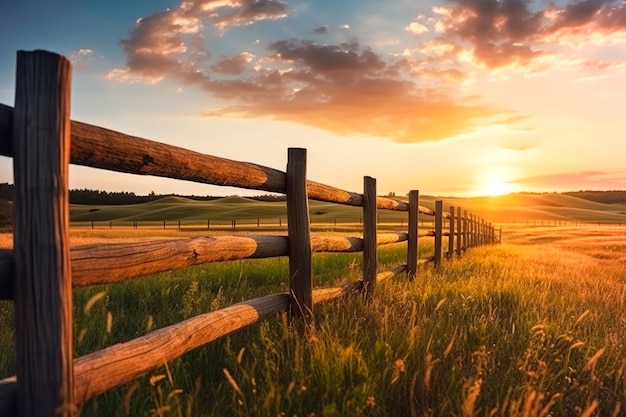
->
[0,227,625,416]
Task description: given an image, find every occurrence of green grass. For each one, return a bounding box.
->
[1,226,625,416]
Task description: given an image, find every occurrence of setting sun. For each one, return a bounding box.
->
[477,181,517,196]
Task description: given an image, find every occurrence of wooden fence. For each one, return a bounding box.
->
[0,50,499,417]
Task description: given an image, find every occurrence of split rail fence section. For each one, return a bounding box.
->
[0,51,499,417]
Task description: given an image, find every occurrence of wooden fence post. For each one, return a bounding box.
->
[406,190,419,281]
[13,50,75,416]
[362,176,377,298]
[471,215,475,248]
[434,200,443,268]
[456,207,462,257]
[474,214,480,246]
[463,210,468,253]
[480,218,484,246]
[448,206,455,258]
[286,148,312,324]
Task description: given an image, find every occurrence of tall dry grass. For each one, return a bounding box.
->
[0,225,625,416]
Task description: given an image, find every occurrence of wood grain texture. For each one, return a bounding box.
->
[286,148,312,323]
[0,233,410,300]
[13,50,75,416]
[1,104,418,212]
[0,103,447,214]
[71,235,288,286]
[362,176,377,298]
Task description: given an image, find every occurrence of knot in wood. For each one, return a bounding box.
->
[191,249,199,259]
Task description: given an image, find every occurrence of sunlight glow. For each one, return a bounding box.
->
[476,179,518,197]
[473,168,520,197]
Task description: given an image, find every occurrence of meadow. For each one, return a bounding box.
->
[0,194,625,416]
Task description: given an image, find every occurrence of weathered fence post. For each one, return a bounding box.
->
[13,50,75,416]
[362,176,377,299]
[456,207,462,256]
[286,148,312,324]
[462,209,468,254]
[448,206,455,258]
[434,200,443,268]
[406,190,419,280]
[480,218,484,246]
[471,214,476,248]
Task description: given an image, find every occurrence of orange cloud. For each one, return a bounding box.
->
[429,0,626,71]
[107,2,508,143]
[115,0,626,142]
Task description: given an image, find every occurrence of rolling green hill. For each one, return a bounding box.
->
[66,192,626,225]
[3,190,626,226]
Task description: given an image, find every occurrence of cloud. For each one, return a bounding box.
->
[428,0,626,71]
[201,40,505,142]
[406,22,428,35]
[211,52,255,74]
[514,170,626,189]
[209,0,288,30]
[107,0,523,143]
[313,25,329,34]
[69,48,97,69]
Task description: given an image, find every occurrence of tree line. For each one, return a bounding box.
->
[562,190,626,205]
[0,183,286,205]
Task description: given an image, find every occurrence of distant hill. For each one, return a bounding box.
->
[562,191,626,205]
[2,182,626,225]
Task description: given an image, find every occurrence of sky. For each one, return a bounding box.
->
[1,0,626,198]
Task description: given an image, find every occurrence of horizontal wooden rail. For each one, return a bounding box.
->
[0,267,405,411]
[0,233,414,300]
[0,104,432,213]
[0,293,289,408]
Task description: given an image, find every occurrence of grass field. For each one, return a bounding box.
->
[3,192,626,231]
[0,195,625,416]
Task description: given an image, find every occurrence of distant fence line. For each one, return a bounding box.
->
[75,217,456,230]
[503,219,626,227]
[0,51,499,416]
